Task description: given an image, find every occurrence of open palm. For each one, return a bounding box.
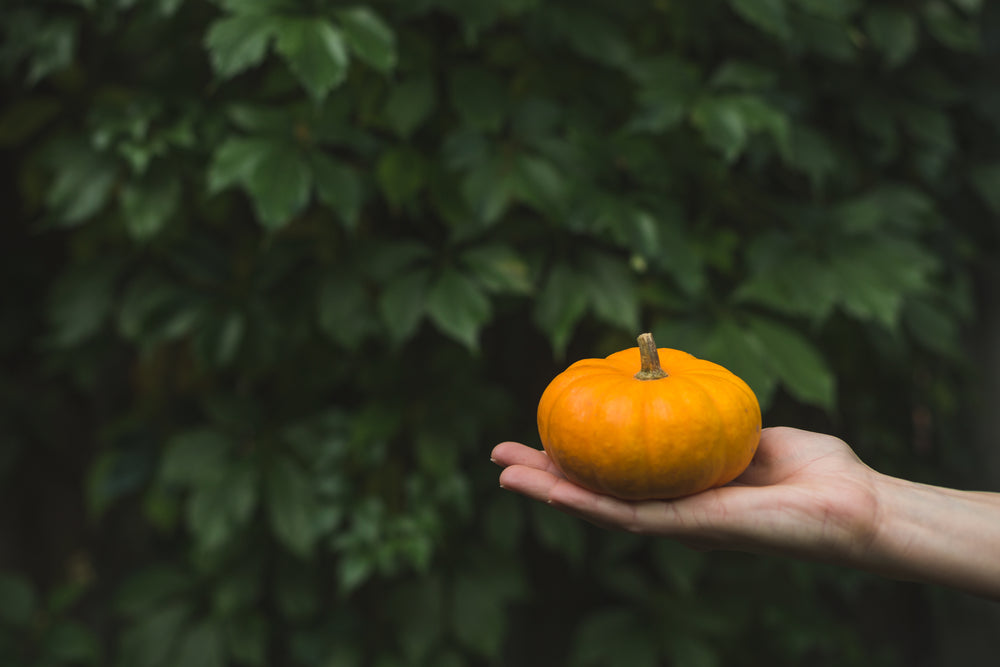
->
[492,427,882,565]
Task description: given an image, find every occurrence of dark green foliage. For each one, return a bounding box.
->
[2,0,998,665]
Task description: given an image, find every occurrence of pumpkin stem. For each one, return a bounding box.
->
[634,332,668,381]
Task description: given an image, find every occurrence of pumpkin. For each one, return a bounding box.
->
[537,333,761,500]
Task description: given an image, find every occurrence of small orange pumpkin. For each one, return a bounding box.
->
[537,333,761,500]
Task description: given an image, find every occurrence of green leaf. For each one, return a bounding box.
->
[213,310,245,366]
[747,316,836,409]
[570,608,660,667]
[727,0,791,42]
[376,146,426,208]
[426,268,492,350]
[581,251,640,333]
[449,65,507,132]
[205,14,275,79]
[45,141,118,226]
[207,136,272,194]
[709,60,778,91]
[864,7,918,69]
[450,567,523,659]
[378,269,429,345]
[0,571,36,627]
[114,565,191,616]
[785,124,839,190]
[832,238,938,329]
[45,621,101,664]
[318,272,375,349]
[246,142,312,229]
[534,263,589,356]
[160,429,232,488]
[461,155,514,226]
[310,152,362,229]
[970,163,1000,214]
[186,462,257,551]
[512,153,568,216]
[530,503,585,568]
[337,7,396,73]
[0,97,61,147]
[120,171,181,241]
[460,244,532,294]
[383,76,437,138]
[628,56,701,133]
[923,2,980,53]
[266,456,318,557]
[691,96,747,163]
[172,620,225,667]
[117,603,192,667]
[274,17,349,101]
[47,261,118,347]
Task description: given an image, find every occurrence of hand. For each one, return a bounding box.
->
[493,426,1000,599]
[492,427,880,563]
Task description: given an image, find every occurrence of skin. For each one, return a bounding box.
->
[492,426,1000,601]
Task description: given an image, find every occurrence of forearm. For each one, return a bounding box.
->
[864,473,1000,600]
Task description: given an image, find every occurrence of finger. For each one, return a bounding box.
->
[498,464,635,531]
[491,442,563,476]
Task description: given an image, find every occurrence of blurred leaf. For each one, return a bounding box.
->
[923,2,980,52]
[115,565,191,616]
[970,163,1000,214]
[310,153,363,230]
[691,96,747,163]
[0,571,36,627]
[246,142,312,228]
[47,260,118,347]
[117,602,191,667]
[207,136,272,194]
[449,65,507,132]
[337,7,396,73]
[377,146,425,208]
[383,76,436,138]
[581,250,640,333]
[461,154,514,226]
[274,17,349,100]
[161,429,232,487]
[172,620,225,667]
[530,503,585,568]
[864,7,919,69]
[747,316,836,409]
[45,621,102,664]
[318,272,375,349]
[0,97,61,146]
[186,462,257,551]
[205,14,275,79]
[450,565,524,660]
[223,613,268,667]
[709,60,778,91]
[378,268,429,345]
[534,263,589,356]
[727,0,791,41]
[426,268,492,350]
[44,141,118,226]
[512,153,568,216]
[629,55,701,132]
[571,608,660,667]
[120,171,181,241]
[266,456,318,558]
[668,635,720,667]
[460,244,533,294]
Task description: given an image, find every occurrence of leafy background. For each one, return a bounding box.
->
[2,0,1000,665]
